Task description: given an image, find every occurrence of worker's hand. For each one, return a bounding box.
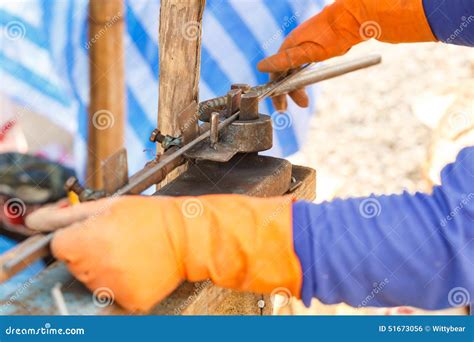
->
[26,195,302,312]
[258,0,436,112]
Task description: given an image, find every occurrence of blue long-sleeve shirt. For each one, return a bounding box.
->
[292,1,474,309]
[293,146,474,310]
[423,0,474,46]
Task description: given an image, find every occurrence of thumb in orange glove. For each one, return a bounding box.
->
[26,195,302,312]
[258,0,436,112]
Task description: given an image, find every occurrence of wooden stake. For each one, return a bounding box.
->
[87,0,125,188]
[158,0,205,143]
[156,0,205,188]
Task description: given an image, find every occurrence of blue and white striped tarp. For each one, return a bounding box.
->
[0,0,324,179]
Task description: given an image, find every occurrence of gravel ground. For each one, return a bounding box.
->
[291,40,474,202]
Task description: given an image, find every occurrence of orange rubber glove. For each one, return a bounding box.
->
[258,0,436,111]
[26,195,302,312]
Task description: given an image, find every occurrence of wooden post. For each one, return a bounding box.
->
[87,0,125,188]
[158,0,204,144]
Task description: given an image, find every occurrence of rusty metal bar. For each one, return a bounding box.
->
[273,54,382,95]
[239,92,260,121]
[1,234,51,282]
[210,112,219,147]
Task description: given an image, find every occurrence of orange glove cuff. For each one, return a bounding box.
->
[344,0,437,43]
[166,195,303,298]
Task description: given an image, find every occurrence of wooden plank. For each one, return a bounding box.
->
[155,0,205,188]
[86,0,125,188]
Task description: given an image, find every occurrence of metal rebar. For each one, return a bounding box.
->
[198,54,382,114]
[272,54,382,96]
[2,234,53,276]
[51,282,70,315]
[210,112,219,147]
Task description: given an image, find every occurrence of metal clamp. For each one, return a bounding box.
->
[64,177,105,202]
[149,129,183,150]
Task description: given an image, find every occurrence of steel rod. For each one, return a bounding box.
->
[199,54,382,113]
[2,234,52,278]
[273,54,382,96]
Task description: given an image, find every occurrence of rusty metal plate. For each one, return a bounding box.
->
[101,148,128,195]
[155,154,291,197]
[185,115,273,162]
[177,100,199,143]
[185,144,238,163]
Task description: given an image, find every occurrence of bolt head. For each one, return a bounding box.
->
[231,83,251,93]
[64,176,78,192]
[149,129,161,143]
